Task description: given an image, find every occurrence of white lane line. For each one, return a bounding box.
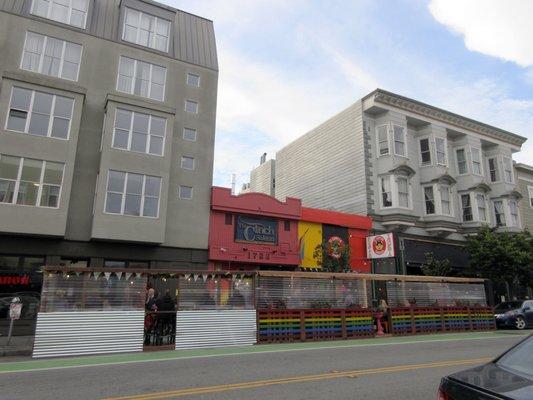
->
[0,333,527,375]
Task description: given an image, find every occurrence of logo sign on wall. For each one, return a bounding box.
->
[235,215,278,245]
[366,233,395,259]
[326,236,345,259]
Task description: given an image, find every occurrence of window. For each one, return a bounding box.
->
[180,156,195,170]
[424,186,435,215]
[112,109,166,156]
[224,213,232,225]
[122,8,171,52]
[117,56,166,101]
[21,32,82,81]
[185,100,198,114]
[509,200,519,227]
[456,148,467,174]
[105,171,161,217]
[376,125,389,156]
[380,176,392,208]
[392,125,406,156]
[397,177,409,208]
[471,147,482,175]
[284,220,291,231]
[435,137,447,166]
[494,200,505,227]
[461,194,472,222]
[0,155,64,208]
[183,127,197,141]
[476,194,487,222]
[420,138,431,165]
[488,157,499,182]
[179,185,193,200]
[6,87,74,139]
[187,73,200,87]
[528,186,533,208]
[439,185,451,215]
[31,0,89,28]
[502,157,513,183]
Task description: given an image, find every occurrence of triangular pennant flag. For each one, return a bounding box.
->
[116,272,123,280]
[125,272,132,281]
[104,272,111,281]
[202,274,208,282]
[193,274,199,282]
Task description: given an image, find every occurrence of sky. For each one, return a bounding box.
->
[163,0,533,190]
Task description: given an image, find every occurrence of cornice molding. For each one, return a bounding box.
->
[372,90,527,147]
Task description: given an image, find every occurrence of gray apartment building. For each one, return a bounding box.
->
[0,0,218,299]
[247,89,527,276]
[515,163,533,231]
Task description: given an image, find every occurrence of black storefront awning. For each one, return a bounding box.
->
[403,239,469,270]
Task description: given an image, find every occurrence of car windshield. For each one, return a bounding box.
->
[494,301,522,311]
[496,337,533,378]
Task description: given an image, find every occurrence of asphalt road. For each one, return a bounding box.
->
[1,333,527,400]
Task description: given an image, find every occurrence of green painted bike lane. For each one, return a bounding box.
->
[0,331,528,374]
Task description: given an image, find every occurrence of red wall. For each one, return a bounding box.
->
[209,187,301,269]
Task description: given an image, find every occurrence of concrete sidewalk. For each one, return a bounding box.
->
[0,330,528,374]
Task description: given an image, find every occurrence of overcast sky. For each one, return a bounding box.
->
[163,0,533,189]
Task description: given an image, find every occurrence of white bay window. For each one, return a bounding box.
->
[423,184,453,216]
[105,171,161,218]
[0,154,64,208]
[117,56,166,101]
[379,175,411,209]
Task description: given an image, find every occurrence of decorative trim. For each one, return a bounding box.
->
[467,182,492,193]
[371,90,526,146]
[388,164,416,177]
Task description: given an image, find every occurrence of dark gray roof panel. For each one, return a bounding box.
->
[0,0,218,70]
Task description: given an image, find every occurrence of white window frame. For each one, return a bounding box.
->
[0,155,64,209]
[111,108,166,156]
[455,147,468,175]
[439,185,453,216]
[186,73,200,87]
[392,124,407,157]
[5,87,74,140]
[376,124,390,157]
[423,185,436,215]
[31,0,89,29]
[379,174,411,210]
[475,193,488,222]
[435,137,447,166]
[180,156,195,171]
[419,136,432,166]
[528,185,533,209]
[502,156,514,184]
[185,100,199,114]
[20,31,83,81]
[460,192,473,222]
[470,147,483,176]
[122,7,171,53]
[487,157,500,183]
[493,199,506,227]
[179,185,193,200]
[182,127,197,142]
[103,171,162,219]
[507,199,520,227]
[116,56,167,101]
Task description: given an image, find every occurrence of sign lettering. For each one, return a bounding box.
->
[235,215,278,245]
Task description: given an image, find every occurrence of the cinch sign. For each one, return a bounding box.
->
[235,215,278,244]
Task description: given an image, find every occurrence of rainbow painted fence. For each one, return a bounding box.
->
[258,309,374,343]
[390,306,495,335]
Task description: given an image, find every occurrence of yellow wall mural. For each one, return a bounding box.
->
[298,221,322,269]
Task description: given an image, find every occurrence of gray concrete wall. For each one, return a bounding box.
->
[274,101,367,214]
[249,159,275,196]
[0,4,217,251]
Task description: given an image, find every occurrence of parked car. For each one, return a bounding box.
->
[437,335,533,400]
[494,300,533,330]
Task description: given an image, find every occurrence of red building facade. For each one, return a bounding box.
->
[208,187,372,272]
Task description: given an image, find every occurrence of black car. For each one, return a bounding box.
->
[494,300,533,330]
[437,335,533,399]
